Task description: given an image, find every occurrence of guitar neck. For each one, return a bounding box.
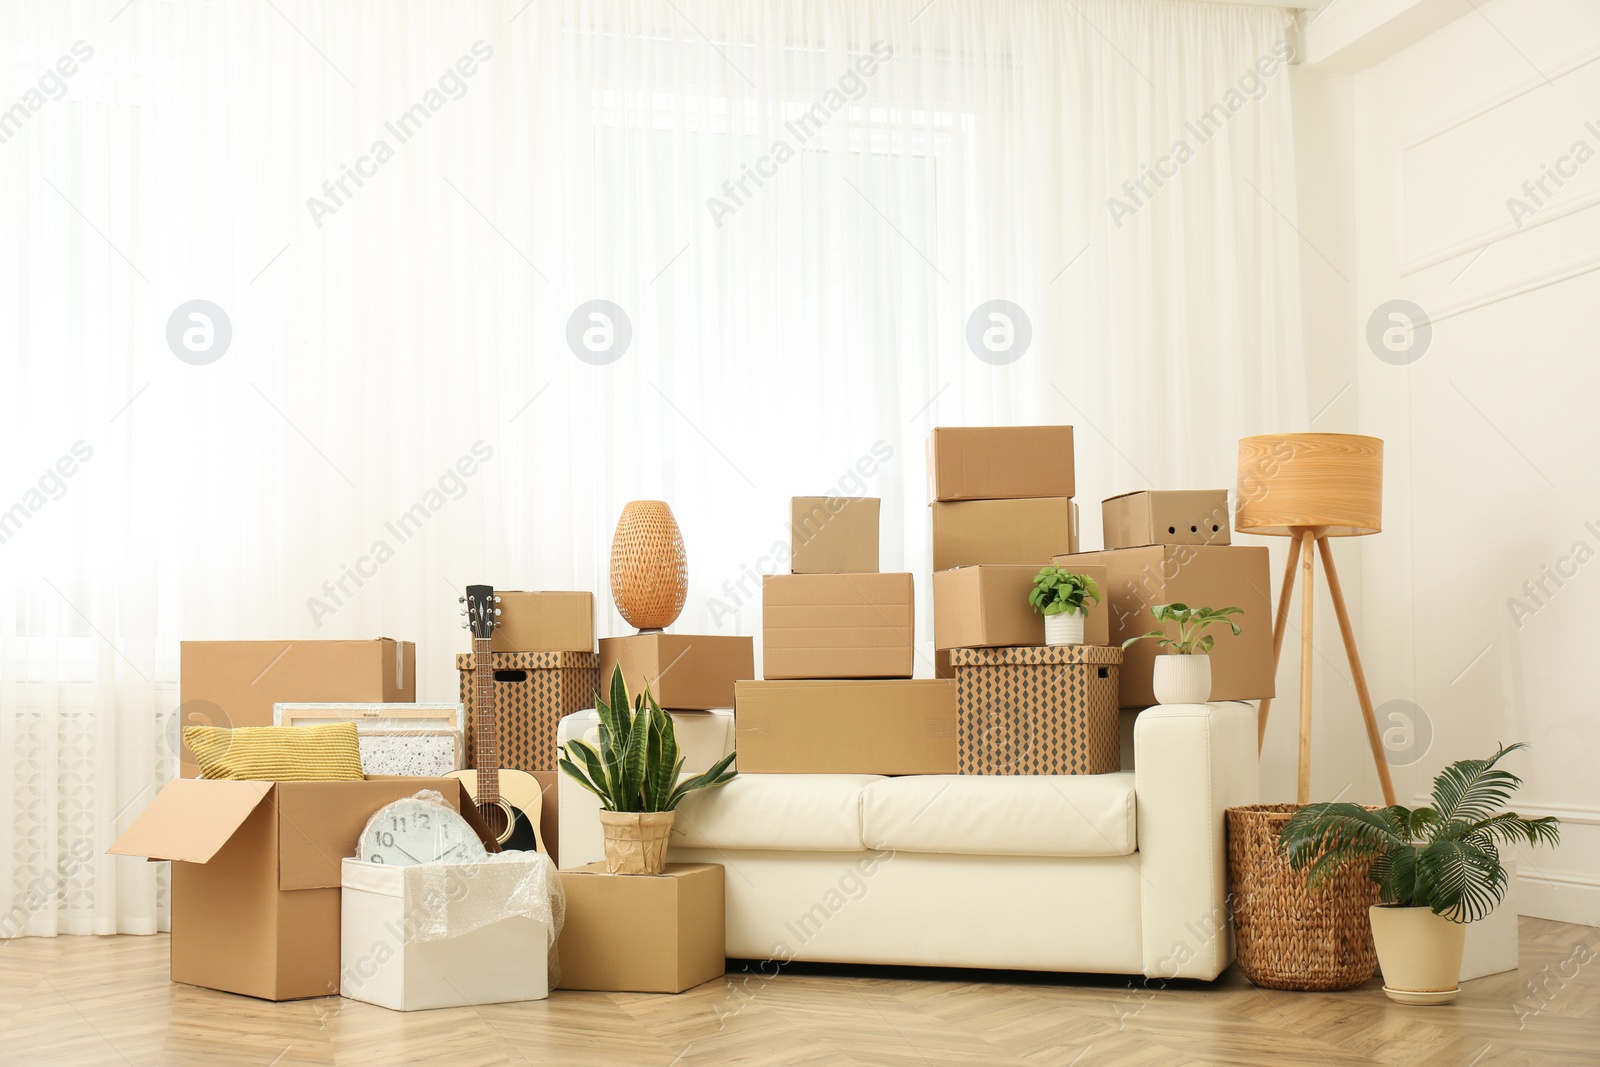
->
[471,636,500,803]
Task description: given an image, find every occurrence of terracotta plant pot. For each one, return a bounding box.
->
[1044,612,1085,646]
[598,810,676,875]
[1369,904,1467,1004]
[1153,653,1211,704]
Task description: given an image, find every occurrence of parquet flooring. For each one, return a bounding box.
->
[0,917,1594,1065]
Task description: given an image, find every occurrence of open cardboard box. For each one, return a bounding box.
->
[108,777,497,1001]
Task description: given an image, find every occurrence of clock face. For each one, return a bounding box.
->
[357,798,489,867]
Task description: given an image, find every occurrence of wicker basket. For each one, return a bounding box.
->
[1226,804,1379,990]
[609,501,689,631]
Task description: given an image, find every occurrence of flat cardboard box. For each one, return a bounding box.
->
[557,863,725,993]
[598,633,754,710]
[734,679,957,774]
[790,496,880,573]
[761,572,913,679]
[933,564,1108,650]
[108,777,496,1001]
[491,591,595,653]
[1102,490,1231,550]
[926,426,1075,502]
[340,857,550,1010]
[931,497,1078,572]
[1054,545,1274,706]
[179,639,415,777]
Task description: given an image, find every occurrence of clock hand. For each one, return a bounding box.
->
[395,842,422,863]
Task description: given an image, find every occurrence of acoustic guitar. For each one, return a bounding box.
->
[445,584,545,852]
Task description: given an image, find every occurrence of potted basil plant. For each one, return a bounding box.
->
[1028,567,1101,646]
[560,665,737,874]
[1121,603,1242,704]
[1279,743,1559,1004]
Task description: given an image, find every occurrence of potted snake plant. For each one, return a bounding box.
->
[1028,567,1100,646]
[1279,743,1559,1004]
[560,665,736,874]
[1120,603,1242,704]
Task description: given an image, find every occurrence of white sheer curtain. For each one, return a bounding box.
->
[1,0,1304,937]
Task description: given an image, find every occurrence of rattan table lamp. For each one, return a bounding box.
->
[609,500,689,632]
[1236,433,1395,806]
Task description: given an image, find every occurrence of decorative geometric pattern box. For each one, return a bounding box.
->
[455,651,598,772]
[948,644,1122,775]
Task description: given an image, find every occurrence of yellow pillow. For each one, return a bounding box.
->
[184,722,364,781]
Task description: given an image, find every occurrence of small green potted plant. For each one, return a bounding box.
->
[560,665,737,874]
[1120,603,1242,704]
[1279,743,1559,1004]
[1028,567,1101,646]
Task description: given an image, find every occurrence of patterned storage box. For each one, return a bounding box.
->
[455,651,598,772]
[949,644,1122,775]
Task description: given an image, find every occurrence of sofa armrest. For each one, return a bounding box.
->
[1133,701,1258,980]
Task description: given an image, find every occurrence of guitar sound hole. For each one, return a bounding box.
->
[478,802,510,840]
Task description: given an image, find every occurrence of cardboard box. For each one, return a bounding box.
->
[931,497,1078,572]
[491,591,595,653]
[734,679,957,774]
[598,633,753,711]
[557,863,725,993]
[761,572,913,679]
[790,496,880,574]
[926,426,1075,502]
[456,651,598,772]
[179,639,415,777]
[1054,545,1274,706]
[340,856,551,1011]
[933,564,1109,650]
[1102,490,1231,550]
[107,777,495,1001]
[949,645,1122,775]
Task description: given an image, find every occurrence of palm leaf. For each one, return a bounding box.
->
[1465,811,1561,850]
[1418,836,1505,921]
[1279,803,1407,887]
[1430,742,1527,824]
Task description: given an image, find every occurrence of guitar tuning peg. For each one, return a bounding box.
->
[459,607,467,615]
[493,596,501,603]
[458,596,466,604]
[494,608,501,615]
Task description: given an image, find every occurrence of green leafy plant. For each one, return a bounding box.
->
[1120,603,1242,655]
[1028,567,1100,617]
[559,665,736,812]
[1278,743,1559,922]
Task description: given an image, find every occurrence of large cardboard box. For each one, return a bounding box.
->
[107,777,495,1001]
[1102,490,1231,550]
[491,591,595,653]
[949,645,1121,775]
[790,496,880,573]
[340,856,551,1011]
[932,564,1108,650]
[179,639,415,776]
[557,863,725,993]
[456,651,598,772]
[931,497,1078,572]
[761,572,913,679]
[1054,545,1274,706]
[926,425,1075,502]
[734,679,957,774]
[598,633,754,710]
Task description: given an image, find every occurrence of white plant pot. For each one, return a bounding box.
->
[1369,904,1467,1005]
[1044,612,1085,647]
[1152,654,1211,704]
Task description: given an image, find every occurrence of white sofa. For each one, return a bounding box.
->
[557,700,1258,980]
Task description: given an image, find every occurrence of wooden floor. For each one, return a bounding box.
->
[1,918,1595,1066]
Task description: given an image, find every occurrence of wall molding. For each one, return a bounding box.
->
[1418,249,1600,327]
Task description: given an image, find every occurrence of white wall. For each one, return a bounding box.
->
[1306,0,1600,925]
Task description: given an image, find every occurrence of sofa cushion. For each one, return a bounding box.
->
[861,772,1136,858]
[672,774,883,852]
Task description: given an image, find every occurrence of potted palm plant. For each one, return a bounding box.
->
[1279,743,1560,1004]
[560,666,737,874]
[1028,567,1100,646]
[1120,603,1242,704]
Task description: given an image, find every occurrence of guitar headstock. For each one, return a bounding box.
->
[461,584,500,641]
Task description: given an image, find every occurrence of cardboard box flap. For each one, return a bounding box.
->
[106,779,276,863]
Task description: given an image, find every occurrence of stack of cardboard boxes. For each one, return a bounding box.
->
[736,495,958,775]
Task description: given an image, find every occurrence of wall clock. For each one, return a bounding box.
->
[356,795,489,866]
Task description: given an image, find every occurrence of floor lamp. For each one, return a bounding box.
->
[1236,433,1396,807]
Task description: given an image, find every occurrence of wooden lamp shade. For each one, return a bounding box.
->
[1235,433,1383,537]
[609,500,689,632]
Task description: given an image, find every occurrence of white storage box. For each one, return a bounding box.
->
[276,702,464,776]
[340,855,557,1011]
